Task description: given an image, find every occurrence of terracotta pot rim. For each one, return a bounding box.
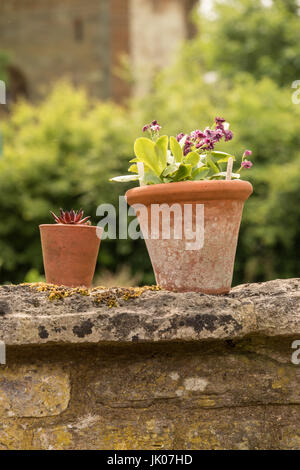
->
[125,179,253,205]
[39,224,99,229]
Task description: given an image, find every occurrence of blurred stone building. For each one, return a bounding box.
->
[0,0,198,103]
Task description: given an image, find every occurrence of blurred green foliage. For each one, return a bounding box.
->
[197,0,300,86]
[0,83,154,284]
[0,0,299,285]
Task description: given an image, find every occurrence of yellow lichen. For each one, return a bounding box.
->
[0,424,34,450]
[54,428,72,449]
[26,282,161,307]
[27,282,72,301]
[122,285,161,301]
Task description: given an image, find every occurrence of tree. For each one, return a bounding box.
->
[195,0,300,86]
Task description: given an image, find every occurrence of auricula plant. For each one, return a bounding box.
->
[110,119,253,185]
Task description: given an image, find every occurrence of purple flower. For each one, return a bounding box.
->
[176,132,185,142]
[201,127,225,145]
[213,129,224,142]
[191,130,205,140]
[196,137,215,151]
[204,127,214,138]
[183,145,191,156]
[205,138,215,150]
[143,120,161,133]
[243,150,252,157]
[241,160,253,169]
[183,137,192,155]
[151,124,161,132]
[216,124,225,134]
[224,130,233,142]
[215,117,226,126]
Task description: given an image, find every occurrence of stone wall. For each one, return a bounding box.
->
[0,278,299,450]
[130,0,193,97]
[0,0,197,102]
[0,0,116,100]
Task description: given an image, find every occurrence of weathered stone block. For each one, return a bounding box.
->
[0,364,70,418]
[0,423,34,450]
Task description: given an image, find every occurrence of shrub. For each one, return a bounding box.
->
[0,82,149,283]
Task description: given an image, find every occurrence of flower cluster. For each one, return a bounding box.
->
[240,150,253,169]
[142,120,162,139]
[110,117,253,185]
[177,117,234,156]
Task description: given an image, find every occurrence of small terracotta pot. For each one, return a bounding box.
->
[39,224,102,287]
[126,180,253,294]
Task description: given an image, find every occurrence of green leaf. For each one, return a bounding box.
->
[143,171,163,185]
[174,163,192,181]
[134,137,162,176]
[192,166,210,180]
[110,175,139,182]
[211,151,235,158]
[170,136,183,163]
[211,151,236,164]
[185,151,200,167]
[129,157,138,163]
[155,135,168,169]
[161,163,179,178]
[128,164,138,173]
[217,156,235,164]
[206,154,220,173]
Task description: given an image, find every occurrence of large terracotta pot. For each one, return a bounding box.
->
[39,225,102,287]
[126,180,253,294]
